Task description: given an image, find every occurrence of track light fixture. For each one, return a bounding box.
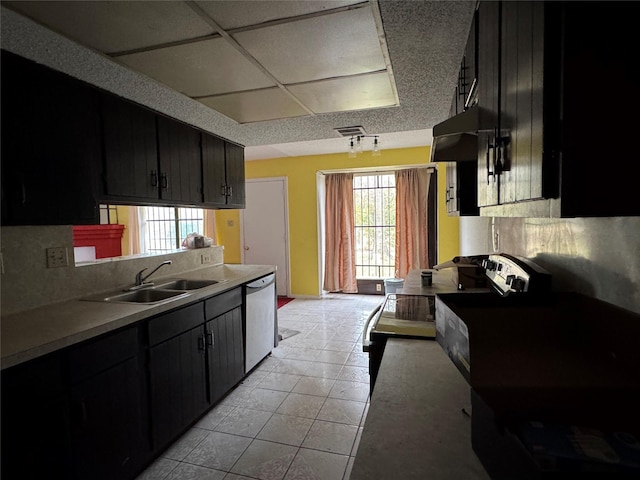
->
[348,135,381,157]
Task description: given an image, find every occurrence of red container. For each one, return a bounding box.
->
[73,225,125,259]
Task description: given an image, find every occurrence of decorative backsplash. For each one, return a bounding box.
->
[0,225,224,316]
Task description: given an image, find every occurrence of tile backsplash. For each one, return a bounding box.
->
[1,225,224,315]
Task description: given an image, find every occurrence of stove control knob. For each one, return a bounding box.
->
[511,277,526,292]
[506,275,515,285]
[484,260,497,271]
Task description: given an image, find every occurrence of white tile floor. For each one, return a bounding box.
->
[136,293,384,480]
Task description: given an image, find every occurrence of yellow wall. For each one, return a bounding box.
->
[116,205,131,256]
[216,147,460,297]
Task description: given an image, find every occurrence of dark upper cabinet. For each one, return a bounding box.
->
[100,93,159,201]
[223,142,246,209]
[1,50,245,225]
[477,0,546,209]
[102,100,203,206]
[157,116,203,205]
[476,0,500,208]
[446,162,479,216]
[202,133,227,207]
[202,132,246,209]
[455,8,478,116]
[476,1,640,217]
[1,50,101,226]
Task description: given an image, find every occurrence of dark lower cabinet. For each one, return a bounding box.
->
[70,357,147,480]
[205,288,244,404]
[1,287,250,480]
[67,325,149,480]
[207,306,244,404]
[148,324,209,451]
[1,352,73,480]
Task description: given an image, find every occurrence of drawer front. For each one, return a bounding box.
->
[205,287,242,320]
[69,325,139,384]
[147,302,204,346]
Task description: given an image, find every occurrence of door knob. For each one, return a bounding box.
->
[244,246,250,250]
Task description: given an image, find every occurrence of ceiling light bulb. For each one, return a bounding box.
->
[355,136,363,153]
[372,137,381,156]
[348,137,356,158]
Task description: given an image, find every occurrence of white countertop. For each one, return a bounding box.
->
[1,264,275,370]
[351,339,490,480]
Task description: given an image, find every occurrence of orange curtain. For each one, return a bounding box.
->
[323,173,357,293]
[128,207,141,255]
[395,168,431,278]
[203,209,217,244]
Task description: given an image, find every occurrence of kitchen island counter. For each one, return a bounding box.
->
[351,338,489,480]
[1,264,275,369]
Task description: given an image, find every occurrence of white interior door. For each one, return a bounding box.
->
[242,178,289,297]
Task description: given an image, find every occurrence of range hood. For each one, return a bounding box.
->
[430,105,479,162]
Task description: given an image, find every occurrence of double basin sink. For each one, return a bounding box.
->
[82,278,221,305]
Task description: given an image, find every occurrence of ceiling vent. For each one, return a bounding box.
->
[334,126,367,137]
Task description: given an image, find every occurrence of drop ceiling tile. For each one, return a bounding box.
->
[233,7,387,84]
[195,0,362,30]
[198,88,309,124]
[3,1,215,54]
[117,38,275,97]
[288,72,397,114]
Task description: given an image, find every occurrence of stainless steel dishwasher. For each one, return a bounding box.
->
[244,273,277,373]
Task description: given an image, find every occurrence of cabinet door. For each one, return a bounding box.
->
[70,357,147,480]
[1,50,100,225]
[148,326,208,451]
[206,305,244,404]
[101,93,159,201]
[202,133,228,207]
[1,353,73,480]
[499,1,545,204]
[157,116,203,205]
[223,142,246,209]
[477,1,500,208]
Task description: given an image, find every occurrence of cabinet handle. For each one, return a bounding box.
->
[486,135,495,184]
[150,170,158,187]
[81,400,87,424]
[21,182,26,204]
[198,335,205,352]
[160,173,168,190]
[227,186,232,197]
[206,331,214,348]
[220,185,226,196]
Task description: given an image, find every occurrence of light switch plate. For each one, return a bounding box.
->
[46,247,69,268]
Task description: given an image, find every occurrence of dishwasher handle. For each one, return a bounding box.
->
[246,273,276,293]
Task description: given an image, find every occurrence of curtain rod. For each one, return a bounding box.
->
[318,164,436,176]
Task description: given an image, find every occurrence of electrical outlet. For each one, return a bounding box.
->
[46,247,69,268]
[376,283,382,292]
[201,253,213,265]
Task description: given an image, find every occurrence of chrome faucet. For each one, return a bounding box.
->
[131,260,172,289]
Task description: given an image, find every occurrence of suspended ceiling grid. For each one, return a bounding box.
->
[1,1,477,157]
